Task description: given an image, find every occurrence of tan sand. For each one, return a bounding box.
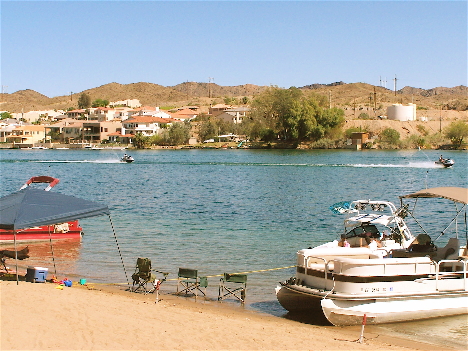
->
[0,281,454,350]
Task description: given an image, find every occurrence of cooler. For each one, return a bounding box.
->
[26,267,48,283]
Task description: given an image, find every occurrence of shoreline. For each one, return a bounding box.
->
[0,280,458,350]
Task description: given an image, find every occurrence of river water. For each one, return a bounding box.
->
[1,148,467,349]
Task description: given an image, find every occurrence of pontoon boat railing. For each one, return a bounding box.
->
[435,259,468,292]
[304,256,332,290]
[299,256,468,293]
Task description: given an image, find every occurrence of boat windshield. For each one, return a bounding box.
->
[344,224,380,239]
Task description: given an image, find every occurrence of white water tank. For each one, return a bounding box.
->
[387,103,416,121]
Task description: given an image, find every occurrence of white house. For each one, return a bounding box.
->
[128,106,172,119]
[109,99,141,109]
[121,116,178,136]
[11,110,65,123]
[0,119,24,142]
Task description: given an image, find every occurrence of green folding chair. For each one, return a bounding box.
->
[131,257,169,294]
[218,273,247,304]
[176,268,208,298]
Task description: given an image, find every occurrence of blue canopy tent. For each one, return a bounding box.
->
[0,187,128,284]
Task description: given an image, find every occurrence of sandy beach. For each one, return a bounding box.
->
[0,280,457,351]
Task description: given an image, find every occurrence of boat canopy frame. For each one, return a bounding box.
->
[400,187,468,242]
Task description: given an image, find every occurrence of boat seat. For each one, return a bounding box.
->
[347,237,367,248]
[433,238,460,261]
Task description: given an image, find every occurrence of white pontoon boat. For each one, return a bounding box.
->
[276,187,468,326]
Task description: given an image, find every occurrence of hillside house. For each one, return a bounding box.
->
[128,106,172,119]
[0,119,24,142]
[6,125,47,145]
[122,116,178,136]
[11,110,64,123]
[216,107,249,124]
[107,132,134,144]
[81,121,122,143]
[209,104,233,116]
[109,99,141,109]
[45,118,83,143]
[66,109,86,119]
[170,108,199,121]
[87,107,117,121]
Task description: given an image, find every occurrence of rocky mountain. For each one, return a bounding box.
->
[1,81,466,113]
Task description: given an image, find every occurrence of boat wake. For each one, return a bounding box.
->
[33,160,123,164]
[1,160,444,168]
[350,161,440,169]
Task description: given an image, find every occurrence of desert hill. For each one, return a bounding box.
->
[1,81,467,114]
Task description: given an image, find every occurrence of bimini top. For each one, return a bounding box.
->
[400,187,468,205]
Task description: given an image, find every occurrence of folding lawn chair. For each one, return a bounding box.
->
[218,273,247,304]
[176,268,208,298]
[131,257,169,294]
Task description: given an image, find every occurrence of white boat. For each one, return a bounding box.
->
[31,146,48,150]
[276,187,468,326]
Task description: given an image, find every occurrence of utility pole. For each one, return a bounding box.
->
[208,77,214,99]
[374,86,377,111]
[393,75,397,96]
[70,92,73,101]
[328,90,332,109]
[439,105,442,133]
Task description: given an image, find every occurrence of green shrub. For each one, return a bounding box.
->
[379,128,400,147]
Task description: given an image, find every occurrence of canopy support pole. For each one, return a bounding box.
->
[14,230,18,285]
[48,227,57,277]
[108,214,129,286]
[435,203,467,241]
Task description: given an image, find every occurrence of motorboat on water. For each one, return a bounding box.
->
[276,187,468,326]
[121,154,134,163]
[0,176,83,242]
[435,157,455,168]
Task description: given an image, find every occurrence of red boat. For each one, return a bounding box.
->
[0,176,83,242]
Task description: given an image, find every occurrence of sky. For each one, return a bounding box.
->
[1,1,467,98]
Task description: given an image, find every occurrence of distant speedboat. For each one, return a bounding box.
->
[435,157,455,168]
[31,146,48,150]
[121,154,134,163]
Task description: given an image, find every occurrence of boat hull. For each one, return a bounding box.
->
[276,284,468,326]
[276,284,323,312]
[435,160,454,168]
[0,220,83,243]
